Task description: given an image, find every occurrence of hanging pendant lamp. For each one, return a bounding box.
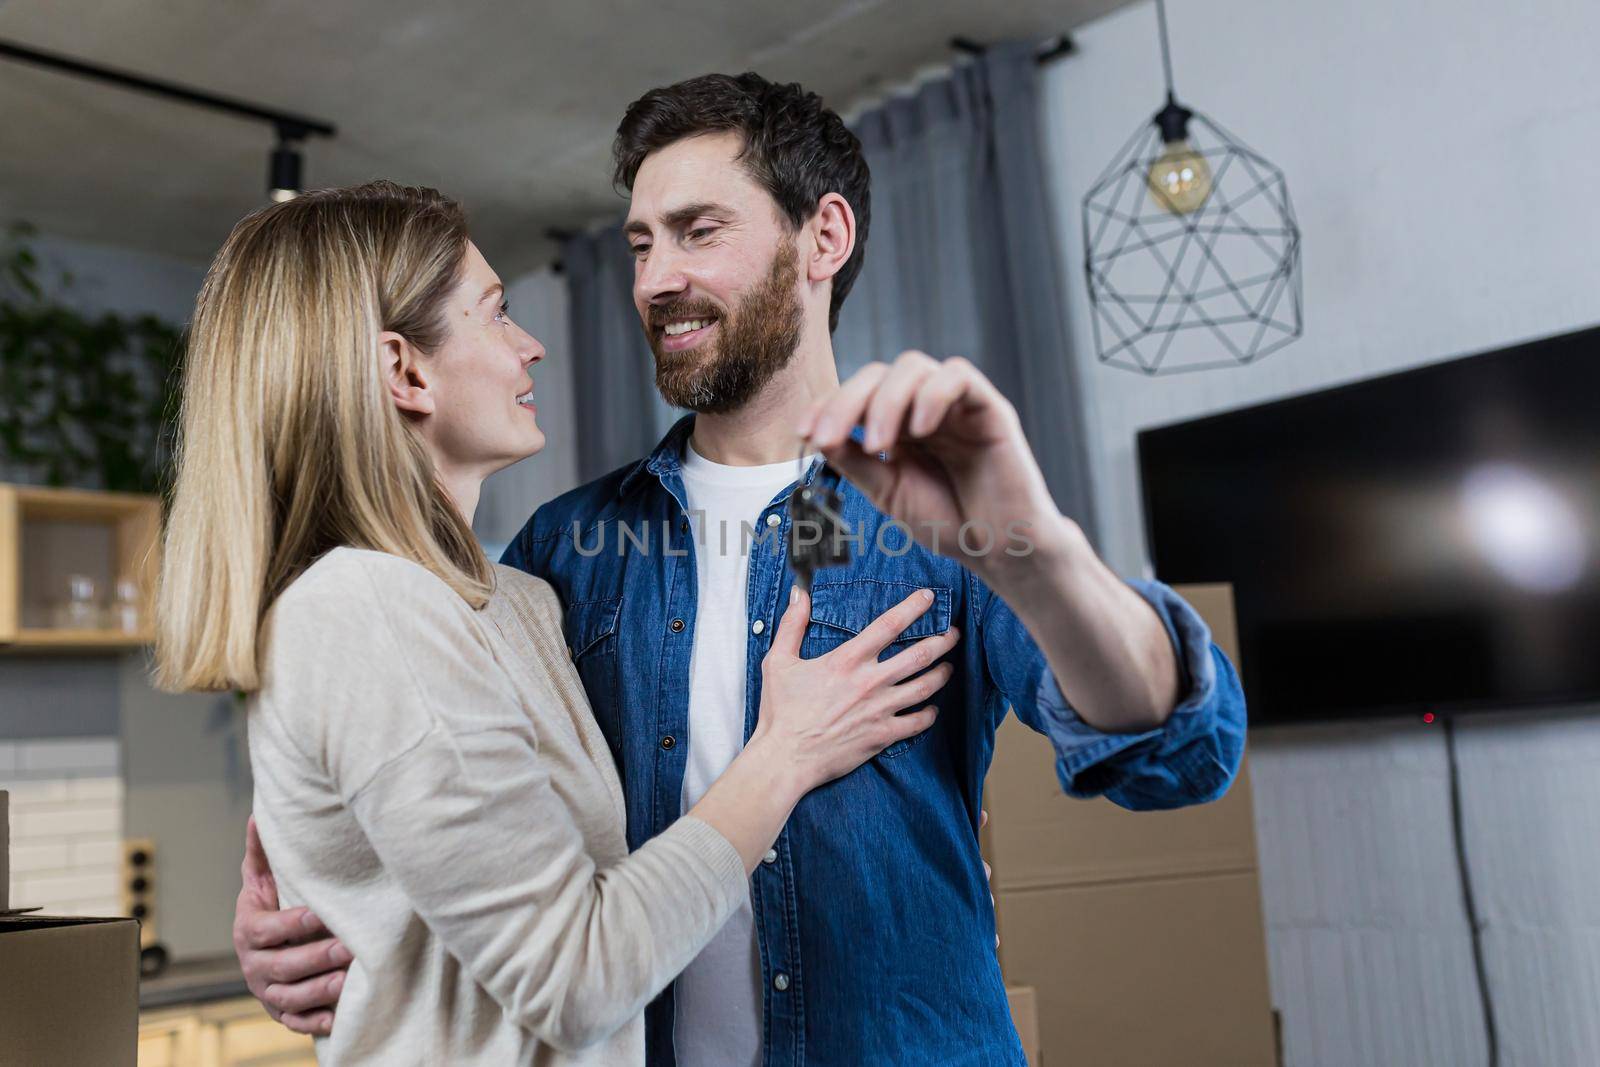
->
[1083,0,1302,375]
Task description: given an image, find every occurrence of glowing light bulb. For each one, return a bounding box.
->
[1147,140,1213,214]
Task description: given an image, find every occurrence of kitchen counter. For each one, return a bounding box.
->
[139,953,249,1010]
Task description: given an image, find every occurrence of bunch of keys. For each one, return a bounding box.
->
[787,452,852,592]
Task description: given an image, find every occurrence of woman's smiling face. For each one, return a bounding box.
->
[412,241,548,477]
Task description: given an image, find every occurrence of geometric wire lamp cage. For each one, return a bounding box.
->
[1083,0,1302,375]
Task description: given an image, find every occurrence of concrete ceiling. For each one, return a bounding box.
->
[0,0,1127,275]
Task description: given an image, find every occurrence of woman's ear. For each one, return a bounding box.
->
[379,331,434,417]
[806,192,857,285]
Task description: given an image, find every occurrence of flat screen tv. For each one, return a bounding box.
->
[1138,325,1600,725]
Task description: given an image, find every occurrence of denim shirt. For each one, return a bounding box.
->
[502,415,1247,1067]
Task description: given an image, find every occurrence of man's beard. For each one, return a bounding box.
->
[647,239,803,414]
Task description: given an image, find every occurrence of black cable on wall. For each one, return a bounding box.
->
[1443,715,1499,1067]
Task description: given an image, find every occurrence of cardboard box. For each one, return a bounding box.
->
[996,873,1276,1067]
[0,913,140,1066]
[1,790,9,911]
[984,714,1260,889]
[1006,985,1040,1065]
[982,583,1276,1067]
[1171,584,1242,665]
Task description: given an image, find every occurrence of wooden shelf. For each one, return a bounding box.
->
[4,628,156,653]
[0,483,161,653]
[7,484,157,522]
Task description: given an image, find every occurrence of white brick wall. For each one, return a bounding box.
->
[1,737,126,917]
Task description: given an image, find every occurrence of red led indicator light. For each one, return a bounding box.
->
[1422,712,1435,724]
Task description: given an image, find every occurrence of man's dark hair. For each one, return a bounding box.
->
[613,72,870,333]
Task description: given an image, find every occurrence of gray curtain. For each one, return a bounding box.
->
[563,44,1098,540]
[834,42,1098,540]
[562,228,678,480]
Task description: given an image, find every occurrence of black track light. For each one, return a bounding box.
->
[268,140,304,203]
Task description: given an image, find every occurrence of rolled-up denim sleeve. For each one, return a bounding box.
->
[982,574,1247,812]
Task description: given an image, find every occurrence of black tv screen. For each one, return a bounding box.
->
[1138,325,1600,725]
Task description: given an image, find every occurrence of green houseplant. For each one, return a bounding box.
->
[0,224,185,494]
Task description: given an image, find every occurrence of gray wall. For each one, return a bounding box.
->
[119,661,251,961]
[22,231,211,319]
[1040,1,1600,1064]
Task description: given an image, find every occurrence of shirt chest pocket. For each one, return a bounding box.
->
[801,579,953,758]
[564,595,624,766]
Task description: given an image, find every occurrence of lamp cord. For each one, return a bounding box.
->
[1154,0,1177,100]
[1443,716,1500,1067]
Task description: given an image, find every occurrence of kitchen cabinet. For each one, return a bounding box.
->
[138,996,315,1066]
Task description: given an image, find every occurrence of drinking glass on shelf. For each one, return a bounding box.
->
[113,579,142,634]
[56,574,102,630]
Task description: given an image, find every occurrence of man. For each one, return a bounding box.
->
[234,72,1246,1065]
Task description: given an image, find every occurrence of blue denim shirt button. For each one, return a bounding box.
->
[762,848,777,865]
[751,618,765,635]
[773,973,790,992]
[765,513,780,527]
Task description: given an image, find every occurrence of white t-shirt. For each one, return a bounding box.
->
[673,441,803,1067]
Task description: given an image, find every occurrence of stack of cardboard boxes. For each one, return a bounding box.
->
[987,585,1277,1066]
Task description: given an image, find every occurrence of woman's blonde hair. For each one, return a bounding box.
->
[155,180,491,693]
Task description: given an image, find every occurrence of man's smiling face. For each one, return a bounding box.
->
[625,131,804,413]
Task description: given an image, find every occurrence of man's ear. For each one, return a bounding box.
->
[379,331,434,417]
[806,193,856,286]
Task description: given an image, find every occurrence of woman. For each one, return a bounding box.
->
[155,181,956,1064]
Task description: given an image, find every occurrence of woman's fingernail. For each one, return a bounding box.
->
[300,912,320,932]
[922,588,934,602]
[790,587,799,605]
